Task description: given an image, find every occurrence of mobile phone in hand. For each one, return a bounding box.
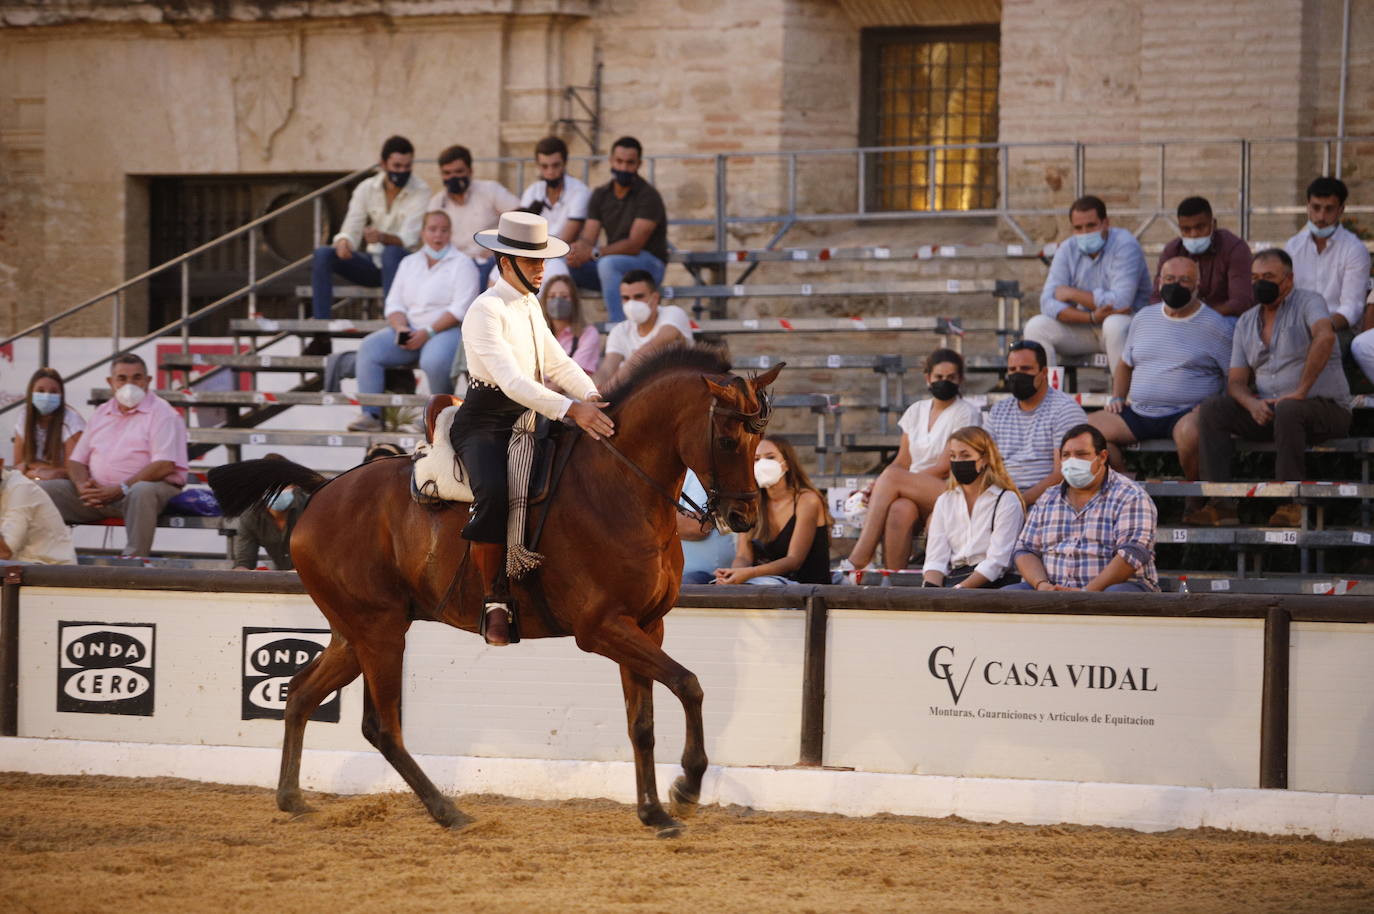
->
[395,329,412,346]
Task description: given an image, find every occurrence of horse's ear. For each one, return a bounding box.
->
[704,376,737,402]
[751,363,785,390]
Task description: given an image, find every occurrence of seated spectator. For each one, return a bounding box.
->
[519,136,590,281]
[232,455,305,571]
[566,136,669,322]
[347,211,478,432]
[1090,257,1232,480]
[541,275,601,382]
[594,270,692,387]
[0,460,77,564]
[985,341,1088,506]
[715,437,831,586]
[39,354,188,557]
[1024,195,1151,377]
[679,469,736,585]
[921,426,1025,589]
[13,367,84,481]
[1008,424,1159,593]
[310,135,429,351]
[843,348,980,576]
[1151,196,1254,321]
[1185,249,1351,528]
[428,144,520,289]
[1286,177,1374,388]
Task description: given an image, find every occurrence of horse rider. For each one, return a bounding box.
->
[455,211,615,645]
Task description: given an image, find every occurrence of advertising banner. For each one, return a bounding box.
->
[57,622,156,716]
[241,628,339,723]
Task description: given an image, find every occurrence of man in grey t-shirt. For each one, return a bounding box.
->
[1185,249,1351,528]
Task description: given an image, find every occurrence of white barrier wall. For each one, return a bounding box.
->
[17,587,806,769]
[824,610,1265,789]
[1290,623,1374,795]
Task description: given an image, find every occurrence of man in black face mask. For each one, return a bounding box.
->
[984,341,1088,507]
[1185,249,1352,528]
[566,135,669,323]
[518,136,591,284]
[427,144,520,289]
[310,135,429,349]
[1091,257,1232,484]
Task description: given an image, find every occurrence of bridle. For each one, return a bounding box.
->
[596,381,773,531]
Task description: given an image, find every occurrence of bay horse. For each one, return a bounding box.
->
[209,345,782,837]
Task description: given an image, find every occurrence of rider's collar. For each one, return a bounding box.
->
[491,276,534,304]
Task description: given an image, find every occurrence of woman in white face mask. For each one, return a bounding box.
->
[539,276,601,384]
[13,367,85,482]
[714,436,832,586]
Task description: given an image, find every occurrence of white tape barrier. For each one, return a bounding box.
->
[2,738,1372,842]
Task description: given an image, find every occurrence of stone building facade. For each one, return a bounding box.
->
[1,0,1370,335]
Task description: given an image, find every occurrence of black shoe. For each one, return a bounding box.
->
[302,335,331,356]
[482,603,511,646]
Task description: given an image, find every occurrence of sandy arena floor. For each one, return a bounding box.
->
[1,772,1371,913]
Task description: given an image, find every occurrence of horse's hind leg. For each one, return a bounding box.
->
[277,635,361,815]
[354,634,474,830]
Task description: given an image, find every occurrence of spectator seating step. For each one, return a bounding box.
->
[189,428,425,449]
[159,353,325,371]
[296,279,1006,303]
[91,388,432,409]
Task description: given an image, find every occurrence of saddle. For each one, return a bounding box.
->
[410,394,565,508]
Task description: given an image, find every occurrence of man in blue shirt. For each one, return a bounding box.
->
[679,469,736,584]
[1024,195,1152,380]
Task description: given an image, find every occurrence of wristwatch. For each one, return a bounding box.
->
[120,482,131,497]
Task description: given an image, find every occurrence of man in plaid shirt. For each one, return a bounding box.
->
[1008,423,1159,592]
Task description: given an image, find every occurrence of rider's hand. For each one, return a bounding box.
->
[567,399,614,440]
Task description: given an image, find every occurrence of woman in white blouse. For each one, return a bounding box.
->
[843,348,980,575]
[922,425,1025,589]
[347,210,479,432]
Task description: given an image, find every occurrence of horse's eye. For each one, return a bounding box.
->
[717,436,738,452]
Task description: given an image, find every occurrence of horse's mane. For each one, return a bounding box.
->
[601,342,733,407]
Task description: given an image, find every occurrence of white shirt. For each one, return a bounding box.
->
[12,404,85,459]
[462,277,599,420]
[0,470,77,564]
[923,485,1024,583]
[383,248,481,330]
[333,171,432,260]
[895,397,982,473]
[605,305,695,359]
[1285,225,1373,328]
[427,180,521,260]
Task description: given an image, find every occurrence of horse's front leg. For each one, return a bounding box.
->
[585,615,706,836]
[618,662,682,837]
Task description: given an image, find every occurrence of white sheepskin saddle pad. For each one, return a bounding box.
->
[411,405,473,503]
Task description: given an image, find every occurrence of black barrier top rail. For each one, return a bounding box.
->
[6,566,1372,623]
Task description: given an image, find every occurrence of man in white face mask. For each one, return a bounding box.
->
[39,354,189,557]
[594,269,694,388]
[1008,423,1158,593]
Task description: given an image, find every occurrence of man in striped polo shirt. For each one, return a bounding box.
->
[986,341,1088,507]
[1089,257,1233,480]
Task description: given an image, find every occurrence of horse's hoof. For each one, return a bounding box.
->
[669,779,700,819]
[277,793,316,817]
[433,802,475,831]
[656,822,685,839]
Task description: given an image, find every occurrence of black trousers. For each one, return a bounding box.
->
[1197,393,1351,483]
[451,384,525,543]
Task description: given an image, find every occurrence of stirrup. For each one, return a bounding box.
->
[479,599,520,645]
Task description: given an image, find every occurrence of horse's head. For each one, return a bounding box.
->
[693,363,785,533]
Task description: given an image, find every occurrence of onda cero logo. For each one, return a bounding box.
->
[57,622,155,716]
[242,628,339,723]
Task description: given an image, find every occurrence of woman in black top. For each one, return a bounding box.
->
[714,436,831,585]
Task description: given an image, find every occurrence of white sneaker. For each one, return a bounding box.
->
[347,414,383,432]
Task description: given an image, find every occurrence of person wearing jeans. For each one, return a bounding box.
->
[565,135,669,322]
[347,211,479,432]
[309,136,429,340]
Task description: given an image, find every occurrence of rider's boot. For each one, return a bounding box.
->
[472,542,512,646]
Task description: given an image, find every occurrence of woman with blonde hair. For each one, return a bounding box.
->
[13,367,84,481]
[921,425,1025,589]
[540,274,601,378]
[715,435,833,585]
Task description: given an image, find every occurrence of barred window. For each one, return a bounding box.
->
[860,26,1000,212]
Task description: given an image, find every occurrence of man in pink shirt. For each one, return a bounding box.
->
[40,354,189,557]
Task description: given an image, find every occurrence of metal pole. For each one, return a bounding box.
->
[1336,0,1351,176]
[1157,143,1166,213]
[787,153,797,223]
[180,259,190,352]
[857,149,866,215]
[247,225,258,320]
[714,154,727,254]
[927,147,939,212]
[798,594,828,767]
[0,575,19,737]
[1074,143,1085,199]
[112,291,122,359]
[1260,605,1291,789]
[312,196,322,246]
[40,323,50,369]
[1240,140,1252,241]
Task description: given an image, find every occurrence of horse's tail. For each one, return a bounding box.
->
[207,458,329,517]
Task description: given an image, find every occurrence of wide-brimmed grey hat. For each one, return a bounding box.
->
[473,211,570,259]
